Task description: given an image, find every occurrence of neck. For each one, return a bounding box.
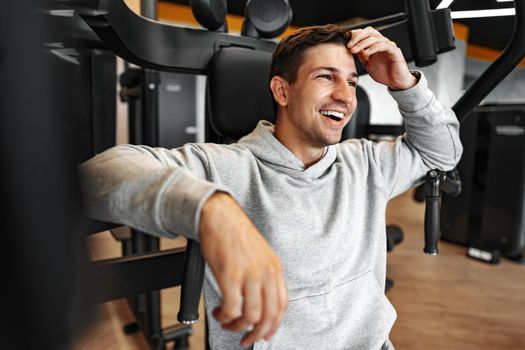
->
[274,117,326,169]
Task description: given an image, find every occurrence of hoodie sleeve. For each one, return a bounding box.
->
[368,71,463,199]
[79,144,230,241]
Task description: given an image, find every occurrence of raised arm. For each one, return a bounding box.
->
[347,27,462,198]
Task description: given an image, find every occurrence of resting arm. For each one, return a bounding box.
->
[79,144,288,347]
[79,143,224,240]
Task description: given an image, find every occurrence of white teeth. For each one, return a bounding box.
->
[320,110,344,120]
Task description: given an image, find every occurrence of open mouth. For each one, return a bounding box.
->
[319,109,345,122]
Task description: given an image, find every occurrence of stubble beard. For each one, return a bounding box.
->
[287,98,345,148]
[300,121,343,148]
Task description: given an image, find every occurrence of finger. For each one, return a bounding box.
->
[277,268,288,314]
[347,26,380,47]
[355,41,388,65]
[347,29,367,48]
[241,320,272,348]
[213,277,243,324]
[240,279,276,348]
[265,272,288,340]
[349,35,385,54]
[223,276,262,332]
[240,319,272,348]
[362,40,399,58]
[259,273,279,339]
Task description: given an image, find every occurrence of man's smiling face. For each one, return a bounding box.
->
[283,43,359,148]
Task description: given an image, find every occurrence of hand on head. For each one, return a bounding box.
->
[346,27,417,90]
[199,192,288,348]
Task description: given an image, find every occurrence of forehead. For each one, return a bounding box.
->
[299,43,356,75]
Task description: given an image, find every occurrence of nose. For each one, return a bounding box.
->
[331,79,355,106]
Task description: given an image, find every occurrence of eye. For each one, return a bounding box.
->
[317,74,333,81]
[348,80,357,87]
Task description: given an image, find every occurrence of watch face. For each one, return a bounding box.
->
[411,71,421,80]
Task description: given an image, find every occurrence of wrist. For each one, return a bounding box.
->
[389,71,419,91]
[200,192,232,240]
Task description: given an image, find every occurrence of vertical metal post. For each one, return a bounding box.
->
[132,2,163,348]
[141,69,160,147]
[128,99,143,145]
[141,0,158,21]
[139,0,159,148]
[404,0,438,66]
[142,233,162,348]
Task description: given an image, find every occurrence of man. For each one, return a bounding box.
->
[80,24,462,349]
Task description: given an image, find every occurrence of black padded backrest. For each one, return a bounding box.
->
[343,85,370,140]
[207,47,275,140]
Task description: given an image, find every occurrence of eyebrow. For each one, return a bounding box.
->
[312,66,359,80]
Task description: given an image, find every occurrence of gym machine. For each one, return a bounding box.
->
[67,0,454,74]
[64,0,460,347]
[440,103,525,264]
[7,0,522,346]
[421,0,525,263]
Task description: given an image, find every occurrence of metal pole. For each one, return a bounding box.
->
[453,0,525,122]
[141,0,157,20]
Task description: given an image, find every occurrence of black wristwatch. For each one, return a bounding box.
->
[410,70,422,83]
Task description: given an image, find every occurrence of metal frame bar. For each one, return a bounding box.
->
[453,0,525,121]
[67,0,455,75]
[88,247,185,303]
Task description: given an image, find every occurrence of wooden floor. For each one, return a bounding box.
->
[75,190,525,349]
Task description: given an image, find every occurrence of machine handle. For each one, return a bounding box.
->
[424,196,441,255]
[177,239,205,324]
[423,170,445,255]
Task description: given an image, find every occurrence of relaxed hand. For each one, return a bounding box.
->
[199,192,288,348]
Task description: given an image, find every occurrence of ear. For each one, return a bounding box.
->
[270,76,289,108]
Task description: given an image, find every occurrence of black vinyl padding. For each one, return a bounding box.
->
[207,47,276,139]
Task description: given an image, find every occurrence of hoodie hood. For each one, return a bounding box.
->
[238,120,338,180]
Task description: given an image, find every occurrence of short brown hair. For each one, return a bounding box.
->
[270,24,350,84]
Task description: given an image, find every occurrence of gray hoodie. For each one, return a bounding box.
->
[80,73,462,349]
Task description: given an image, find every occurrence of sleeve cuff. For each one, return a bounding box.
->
[388,71,434,114]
